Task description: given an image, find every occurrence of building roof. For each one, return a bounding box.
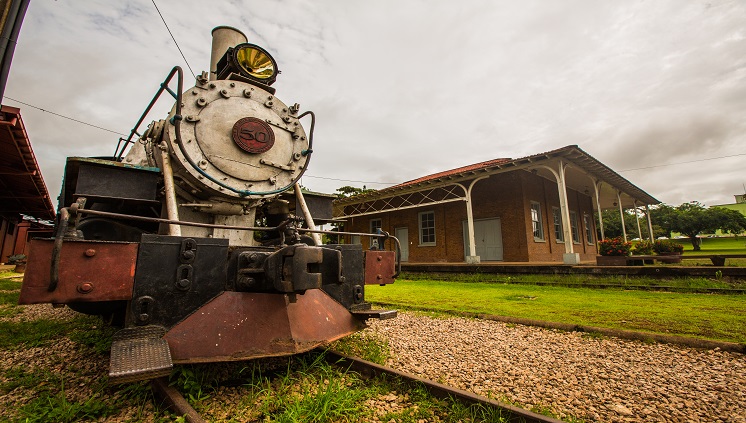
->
[336,145,659,210]
[392,158,512,189]
[0,105,55,220]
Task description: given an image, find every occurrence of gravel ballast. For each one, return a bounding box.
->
[368,312,746,423]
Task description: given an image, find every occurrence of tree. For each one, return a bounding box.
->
[648,204,678,238]
[596,208,666,239]
[330,185,377,242]
[334,185,376,199]
[710,207,746,238]
[597,209,637,239]
[665,202,746,251]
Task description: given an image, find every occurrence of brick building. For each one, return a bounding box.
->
[333,146,659,264]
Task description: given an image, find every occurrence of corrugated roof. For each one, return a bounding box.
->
[0,105,55,220]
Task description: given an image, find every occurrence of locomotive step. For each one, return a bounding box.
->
[351,309,398,320]
[109,326,173,384]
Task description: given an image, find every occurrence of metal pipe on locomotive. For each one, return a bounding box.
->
[19,26,398,383]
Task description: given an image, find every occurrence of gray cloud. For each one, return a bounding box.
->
[5,0,746,207]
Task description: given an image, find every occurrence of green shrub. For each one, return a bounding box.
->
[653,239,684,254]
[631,240,654,255]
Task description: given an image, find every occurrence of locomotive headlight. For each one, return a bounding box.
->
[235,45,276,80]
[217,43,279,86]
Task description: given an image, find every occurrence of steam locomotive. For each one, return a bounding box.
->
[19,26,397,383]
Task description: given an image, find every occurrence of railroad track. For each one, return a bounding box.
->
[151,350,564,423]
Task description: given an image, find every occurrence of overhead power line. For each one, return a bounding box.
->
[618,153,746,172]
[303,174,398,186]
[4,96,127,136]
[151,0,196,79]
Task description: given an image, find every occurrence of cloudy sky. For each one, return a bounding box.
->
[5,0,745,207]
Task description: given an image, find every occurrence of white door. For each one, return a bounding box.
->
[395,227,409,262]
[463,218,503,261]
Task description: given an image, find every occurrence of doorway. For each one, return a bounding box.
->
[395,227,409,262]
[462,218,503,261]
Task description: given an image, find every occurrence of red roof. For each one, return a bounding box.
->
[391,157,512,189]
[0,105,55,220]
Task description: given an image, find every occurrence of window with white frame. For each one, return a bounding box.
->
[570,211,580,243]
[370,218,382,248]
[584,214,595,244]
[418,211,436,245]
[552,207,563,242]
[530,202,544,241]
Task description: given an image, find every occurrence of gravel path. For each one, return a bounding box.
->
[368,312,746,423]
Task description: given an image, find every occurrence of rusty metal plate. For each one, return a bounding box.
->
[19,238,137,304]
[231,117,275,153]
[165,290,364,363]
[364,250,396,285]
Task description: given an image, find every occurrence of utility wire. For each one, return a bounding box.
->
[4,96,127,136]
[151,0,196,79]
[618,153,746,172]
[303,174,398,185]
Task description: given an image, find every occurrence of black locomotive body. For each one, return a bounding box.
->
[19,26,397,383]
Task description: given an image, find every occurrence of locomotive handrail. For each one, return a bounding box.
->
[114,66,185,160]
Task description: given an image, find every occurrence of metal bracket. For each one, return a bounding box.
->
[264,245,341,293]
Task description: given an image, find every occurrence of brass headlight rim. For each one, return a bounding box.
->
[231,43,279,84]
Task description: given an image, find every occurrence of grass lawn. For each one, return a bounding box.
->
[670,235,746,256]
[366,278,746,344]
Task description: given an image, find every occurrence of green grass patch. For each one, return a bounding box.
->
[0,366,58,395]
[402,272,743,290]
[13,378,156,423]
[67,320,117,354]
[0,315,107,350]
[679,236,746,254]
[328,332,390,365]
[0,278,22,291]
[17,388,118,423]
[367,279,746,343]
[0,290,20,305]
[0,319,70,349]
[179,352,513,423]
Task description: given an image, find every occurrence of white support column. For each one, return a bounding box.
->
[462,176,489,264]
[646,204,655,242]
[556,161,579,264]
[633,200,642,241]
[537,162,579,264]
[617,191,627,242]
[594,180,605,241]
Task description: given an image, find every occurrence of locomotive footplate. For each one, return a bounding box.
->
[109,325,172,384]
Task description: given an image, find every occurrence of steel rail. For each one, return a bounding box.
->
[150,377,206,423]
[324,349,564,423]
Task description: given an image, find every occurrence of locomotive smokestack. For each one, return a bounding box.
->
[210,26,248,80]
